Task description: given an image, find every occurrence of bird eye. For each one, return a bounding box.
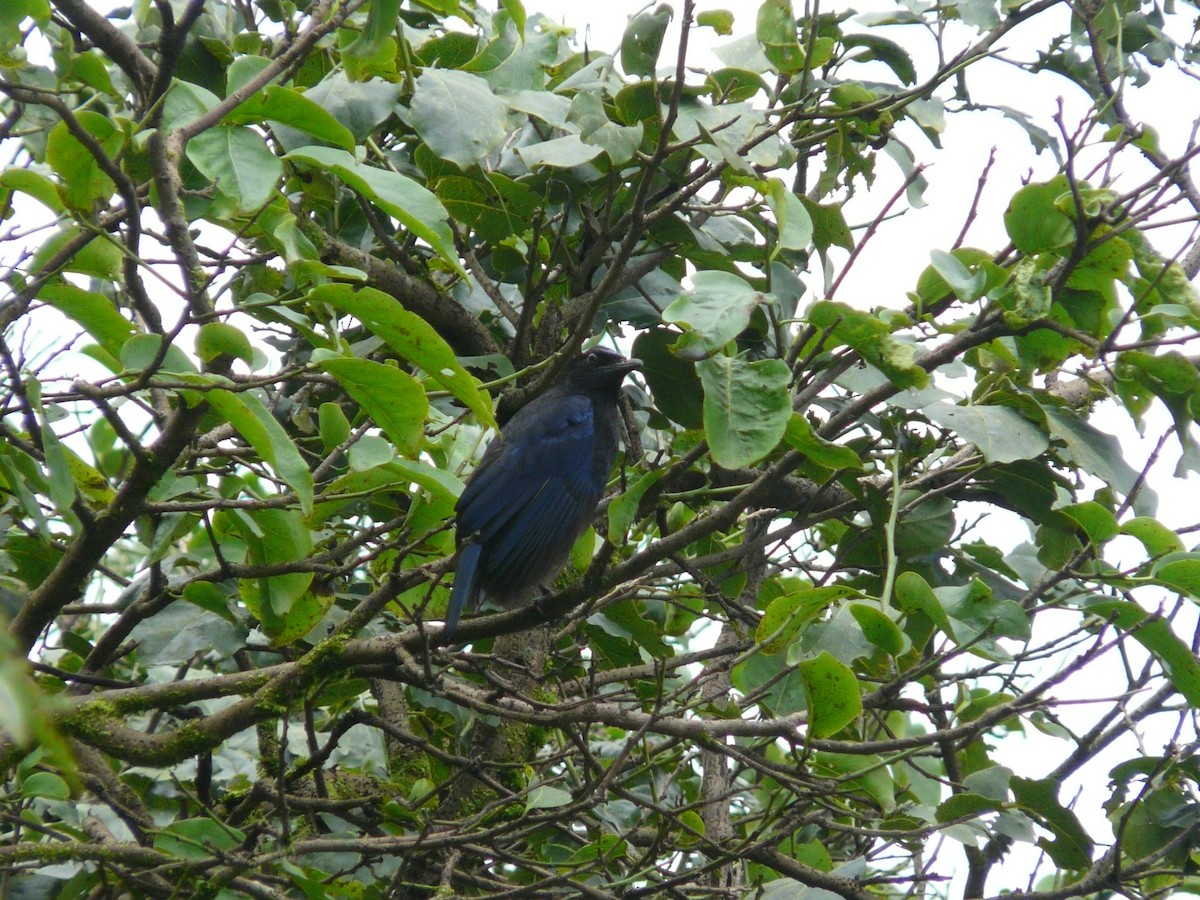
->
[584,351,600,366]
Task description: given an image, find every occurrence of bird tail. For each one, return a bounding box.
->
[445,541,482,640]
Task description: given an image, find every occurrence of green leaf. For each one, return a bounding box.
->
[586,623,640,671]
[849,604,905,656]
[734,648,809,716]
[621,4,672,77]
[182,582,236,623]
[227,85,355,151]
[1072,232,1131,292]
[154,818,245,860]
[385,459,466,501]
[1086,599,1200,707]
[308,283,495,428]
[23,771,70,800]
[923,402,1048,463]
[663,271,766,360]
[120,333,199,376]
[195,322,254,365]
[929,248,986,301]
[318,402,352,451]
[1004,176,1075,255]
[697,355,791,468]
[410,68,509,168]
[472,23,562,92]
[1057,501,1119,545]
[796,602,883,667]
[25,378,74,517]
[516,134,604,169]
[501,0,527,39]
[601,601,671,659]
[0,0,49,30]
[697,9,734,35]
[505,89,572,127]
[1128,230,1200,327]
[1119,789,1200,861]
[348,433,394,471]
[1120,516,1183,558]
[128,598,247,665]
[700,8,734,33]
[938,580,1030,659]
[0,166,64,213]
[783,414,862,470]
[0,627,74,780]
[186,127,282,213]
[344,0,400,60]
[285,146,462,274]
[45,110,124,210]
[319,357,427,459]
[816,753,895,812]
[937,792,1000,823]
[1035,518,1082,570]
[1115,350,1200,471]
[793,602,878,666]
[1151,553,1200,600]
[39,283,135,361]
[164,79,220,131]
[61,445,114,506]
[224,55,272,95]
[1055,186,1118,221]
[830,83,877,108]
[808,300,928,389]
[435,172,540,243]
[798,197,855,252]
[916,248,1006,307]
[1010,777,1093,869]
[220,507,320,646]
[207,389,314,516]
[7,497,52,574]
[581,116,644,165]
[758,586,859,654]
[766,179,813,259]
[705,67,766,103]
[1005,257,1053,324]
[841,33,916,84]
[799,651,862,738]
[1118,350,1200,400]
[957,0,1000,28]
[1044,407,1149,513]
[633,328,704,429]
[292,74,402,142]
[310,458,462,525]
[893,571,954,637]
[607,469,665,544]
[966,765,1014,801]
[757,0,805,73]
[525,785,572,811]
[895,494,956,557]
[30,226,122,281]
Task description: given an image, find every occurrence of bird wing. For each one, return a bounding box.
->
[455,393,603,594]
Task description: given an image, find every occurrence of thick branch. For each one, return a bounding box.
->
[51,0,157,99]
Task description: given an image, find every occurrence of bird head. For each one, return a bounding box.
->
[565,347,642,395]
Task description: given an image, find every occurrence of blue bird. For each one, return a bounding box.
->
[445,347,641,639]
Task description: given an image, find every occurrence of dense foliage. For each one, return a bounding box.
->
[1,0,1200,896]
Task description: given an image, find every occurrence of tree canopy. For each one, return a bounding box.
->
[1,0,1200,897]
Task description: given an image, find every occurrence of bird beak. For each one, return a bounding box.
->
[611,357,642,375]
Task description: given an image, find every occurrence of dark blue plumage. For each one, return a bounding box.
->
[445,347,640,639]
